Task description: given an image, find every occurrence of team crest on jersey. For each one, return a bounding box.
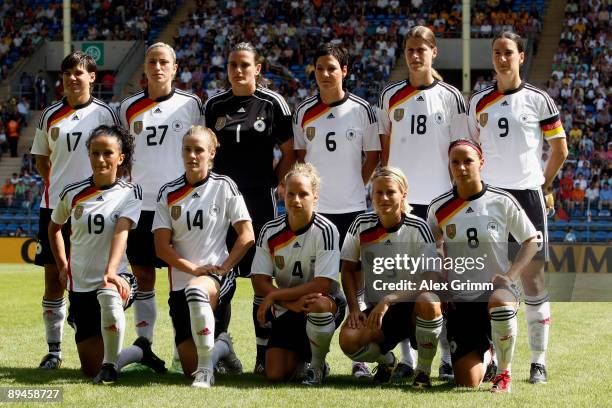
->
[74,205,84,220]
[215,117,226,130]
[487,221,500,234]
[274,256,285,269]
[478,113,488,127]
[171,205,181,220]
[306,127,316,141]
[134,121,143,135]
[346,128,357,141]
[50,127,60,141]
[172,120,184,132]
[209,204,220,216]
[434,112,443,124]
[446,223,456,239]
[254,117,266,132]
[394,108,404,121]
[110,211,120,223]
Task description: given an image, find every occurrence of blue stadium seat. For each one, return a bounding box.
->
[593,231,607,242]
[550,230,565,242]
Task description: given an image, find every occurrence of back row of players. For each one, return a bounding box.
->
[33,25,567,391]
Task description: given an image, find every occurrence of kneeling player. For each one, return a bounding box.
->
[153,126,255,388]
[339,166,443,388]
[427,140,538,393]
[49,125,166,384]
[252,163,346,386]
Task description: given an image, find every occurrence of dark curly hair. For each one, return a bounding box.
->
[86,125,135,179]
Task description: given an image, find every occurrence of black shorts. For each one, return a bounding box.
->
[320,211,364,243]
[67,273,137,344]
[408,204,428,221]
[267,295,346,361]
[502,188,548,261]
[35,208,70,266]
[364,302,416,354]
[168,273,237,346]
[127,210,167,268]
[228,188,275,277]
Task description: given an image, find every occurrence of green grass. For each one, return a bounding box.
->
[0,264,610,407]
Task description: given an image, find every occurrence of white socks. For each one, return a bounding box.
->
[525,293,550,365]
[97,289,126,369]
[42,297,66,357]
[186,286,214,371]
[306,312,335,370]
[415,316,443,374]
[490,306,518,374]
[134,290,156,342]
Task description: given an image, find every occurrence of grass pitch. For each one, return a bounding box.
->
[0,264,610,407]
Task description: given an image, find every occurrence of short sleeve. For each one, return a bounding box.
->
[314,227,341,283]
[119,186,142,229]
[272,95,294,145]
[506,198,537,243]
[118,101,129,129]
[250,230,274,277]
[152,191,172,231]
[376,105,391,136]
[426,204,443,240]
[293,112,306,150]
[31,127,50,156]
[340,221,361,262]
[50,193,71,225]
[448,90,469,141]
[226,192,252,225]
[363,107,381,151]
[466,95,480,143]
[537,92,566,141]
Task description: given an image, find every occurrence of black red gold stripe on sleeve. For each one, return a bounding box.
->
[71,185,99,208]
[359,225,388,245]
[46,103,74,132]
[475,89,503,116]
[167,184,193,206]
[301,101,328,128]
[126,95,157,126]
[540,114,564,139]
[435,197,468,227]
[268,227,295,255]
[388,85,419,111]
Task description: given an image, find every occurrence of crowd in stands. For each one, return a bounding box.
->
[0,97,28,159]
[545,0,610,222]
[171,0,542,106]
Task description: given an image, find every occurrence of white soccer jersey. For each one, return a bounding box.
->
[341,212,440,304]
[51,177,142,292]
[427,184,537,299]
[467,82,566,189]
[152,172,251,291]
[119,88,202,210]
[31,97,119,209]
[293,92,380,213]
[251,213,342,317]
[378,80,467,204]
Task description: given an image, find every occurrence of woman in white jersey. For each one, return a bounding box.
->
[49,125,166,384]
[153,126,255,388]
[251,163,346,386]
[293,42,380,379]
[467,31,568,384]
[119,42,202,347]
[32,51,118,370]
[377,25,464,381]
[427,139,538,393]
[339,166,443,389]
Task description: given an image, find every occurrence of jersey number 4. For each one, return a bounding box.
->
[146,125,168,146]
[292,261,304,278]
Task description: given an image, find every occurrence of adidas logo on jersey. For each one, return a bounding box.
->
[153,107,162,114]
[192,192,200,198]
[501,100,509,106]
[237,107,246,113]
[71,114,79,121]
[293,241,301,248]
[96,195,104,201]
[466,207,474,213]
[416,95,425,101]
[326,113,335,119]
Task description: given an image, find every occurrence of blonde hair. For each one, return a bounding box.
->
[284,162,321,196]
[183,126,219,169]
[145,42,177,62]
[371,166,413,215]
[404,25,443,81]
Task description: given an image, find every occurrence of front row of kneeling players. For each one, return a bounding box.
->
[49,125,537,392]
